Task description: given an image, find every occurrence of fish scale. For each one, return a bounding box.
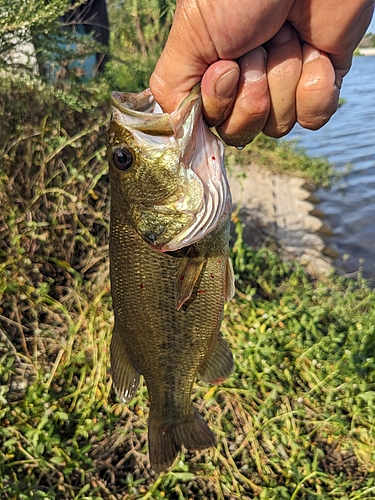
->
[110,204,227,391]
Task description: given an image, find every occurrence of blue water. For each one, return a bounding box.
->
[286,55,375,280]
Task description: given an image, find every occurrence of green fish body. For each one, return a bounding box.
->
[107,87,234,472]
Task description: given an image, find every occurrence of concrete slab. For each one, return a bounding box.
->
[229,163,334,276]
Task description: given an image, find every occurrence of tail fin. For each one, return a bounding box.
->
[148,409,215,473]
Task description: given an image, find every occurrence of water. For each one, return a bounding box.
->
[286,55,375,281]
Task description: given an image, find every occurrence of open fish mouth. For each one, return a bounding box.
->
[110,86,231,252]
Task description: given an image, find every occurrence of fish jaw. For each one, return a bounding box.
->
[160,107,231,251]
[108,86,231,252]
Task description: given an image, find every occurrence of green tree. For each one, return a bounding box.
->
[359,32,375,48]
[368,32,375,47]
[0,0,103,82]
[106,0,175,91]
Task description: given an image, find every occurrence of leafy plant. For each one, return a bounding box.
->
[0,0,106,84]
[106,0,175,91]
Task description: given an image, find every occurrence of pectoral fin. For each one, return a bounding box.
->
[225,257,235,301]
[198,334,234,384]
[110,327,141,403]
[175,256,205,310]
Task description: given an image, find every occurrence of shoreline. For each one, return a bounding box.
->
[357,47,375,56]
[229,163,336,276]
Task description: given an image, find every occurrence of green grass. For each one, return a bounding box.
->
[1,83,375,499]
[226,134,337,188]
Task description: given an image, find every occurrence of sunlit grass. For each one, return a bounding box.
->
[225,133,337,188]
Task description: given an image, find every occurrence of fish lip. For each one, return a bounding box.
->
[111,85,201,115]
[111,90,176,136]
[111,89,153,114]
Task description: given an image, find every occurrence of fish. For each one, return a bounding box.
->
[107,85,235,473]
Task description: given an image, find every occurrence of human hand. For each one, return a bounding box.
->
[150,0,374,147]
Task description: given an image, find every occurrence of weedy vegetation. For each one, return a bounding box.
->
[1,1,375,499]
[225,135,336,188]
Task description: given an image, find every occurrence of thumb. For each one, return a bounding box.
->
[150,54,207,113]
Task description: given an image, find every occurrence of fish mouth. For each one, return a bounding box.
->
[110,86,231,251]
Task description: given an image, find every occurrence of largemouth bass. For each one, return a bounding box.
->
[107,86,235,473]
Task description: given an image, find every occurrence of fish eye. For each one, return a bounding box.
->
[113,147,134,171]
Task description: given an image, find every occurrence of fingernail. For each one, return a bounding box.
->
[241,48,266,82]
[335,69,346,90]
[272,23,292,44]
[214,68,239,99]
[304,47,320,64]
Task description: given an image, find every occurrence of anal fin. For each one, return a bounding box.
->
[175,256,205,310]
[110,327,140,403]
[198,334,234,384]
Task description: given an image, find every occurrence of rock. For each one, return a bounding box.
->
[229,163,334,276]
[296,200,317,215]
